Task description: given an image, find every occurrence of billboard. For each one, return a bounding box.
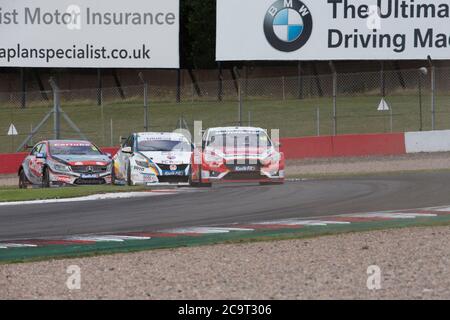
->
[0,0,179,68]
[216,0,450,61]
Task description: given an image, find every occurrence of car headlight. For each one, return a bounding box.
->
[204,151,223,163]
[135,160,150,168]
[49,161,72,173]
[261,152,281,166]
[134,157,157,170]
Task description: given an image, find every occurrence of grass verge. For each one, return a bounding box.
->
[2,214,450,264]
[0,185,148,202]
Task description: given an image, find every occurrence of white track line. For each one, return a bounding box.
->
[164,227,254,234]
[0,191,181,207]
[0,243,37,248]
[434,206,450,212]
[255,219,350,226]
[66,235,151,242]
[344,213,437,219]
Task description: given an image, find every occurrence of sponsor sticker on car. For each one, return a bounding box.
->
[234,165,257,172]
[162,171,185,176]
[143,174,158,183]
[81,174,99,179]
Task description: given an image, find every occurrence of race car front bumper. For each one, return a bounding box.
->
[48,170,111,186]
[201,162,285,183]
[130,164,191,186]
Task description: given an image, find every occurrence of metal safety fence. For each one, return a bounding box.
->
[0,66,449,153]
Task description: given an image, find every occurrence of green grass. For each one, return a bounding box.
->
[0,185,147,202]
[1,93,450,153]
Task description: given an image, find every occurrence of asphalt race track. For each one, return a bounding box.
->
[1,172,450,241]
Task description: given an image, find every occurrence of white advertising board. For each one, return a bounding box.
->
[0,0,179,68]
[217,0,450,61]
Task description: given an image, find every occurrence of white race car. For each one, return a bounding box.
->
[112,132,193,186]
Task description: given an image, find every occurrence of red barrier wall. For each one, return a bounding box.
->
[0,153,27,175]
[280,133,406,159]
[0,133,406,175]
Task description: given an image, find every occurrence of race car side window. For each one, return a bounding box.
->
[129,135,135,151]
[40,143,48,157]
[31,144,42,156]
[123,136,133,149]
[124,135,134,151]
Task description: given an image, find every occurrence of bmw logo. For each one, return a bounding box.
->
[264,0,313,52]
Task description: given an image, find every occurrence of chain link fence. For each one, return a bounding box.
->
[0,66,449,153]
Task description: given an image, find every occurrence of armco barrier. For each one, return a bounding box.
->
[0,132,410,175]
[280,133,406,159]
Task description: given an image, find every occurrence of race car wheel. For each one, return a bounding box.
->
[126,162,133,186]
[42,167,51,188]
[259,181,284,186]
[19,169,29,189]
[188,168,211,188]
[111,161,117,185]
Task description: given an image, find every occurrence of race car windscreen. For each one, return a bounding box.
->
[137,139,191,152]
[49,142,102,156]
[207,132,272,149]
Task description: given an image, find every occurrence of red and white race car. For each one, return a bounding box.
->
[190,127,285,186]
[18,140,112,188]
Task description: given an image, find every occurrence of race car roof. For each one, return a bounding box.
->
[47,140,93,146]
[136,132,189,141]
[207,127,267,135]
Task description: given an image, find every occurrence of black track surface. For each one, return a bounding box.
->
[1,172,449,241]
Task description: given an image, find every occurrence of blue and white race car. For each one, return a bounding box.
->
[112,132,193,186]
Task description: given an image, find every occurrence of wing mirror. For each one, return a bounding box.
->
[36,153,46,159]
[121,146,132,154]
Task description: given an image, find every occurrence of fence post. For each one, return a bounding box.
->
[110,119,114,146]
[380,62,386,98]
[233,66,243,126]
[316,107,320,136]
[49,77,61,140]
[218,62,223,102]
[390,106,393,133]
[428,56,436,130]
[20,68,27,109]
[97,69,102,107]
[418,67,427,131]
[297,61,303,100]
[176,69,181,103]
[238,78,243,126]
[329,61,337,136]
[138,72,149,132]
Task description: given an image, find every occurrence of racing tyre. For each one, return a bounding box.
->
[42,167,51,188]
[188,168,211,188]
[111,161,118,185]
[259,181,284,186]
[18,169,29,189]
[126,162,133,186]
